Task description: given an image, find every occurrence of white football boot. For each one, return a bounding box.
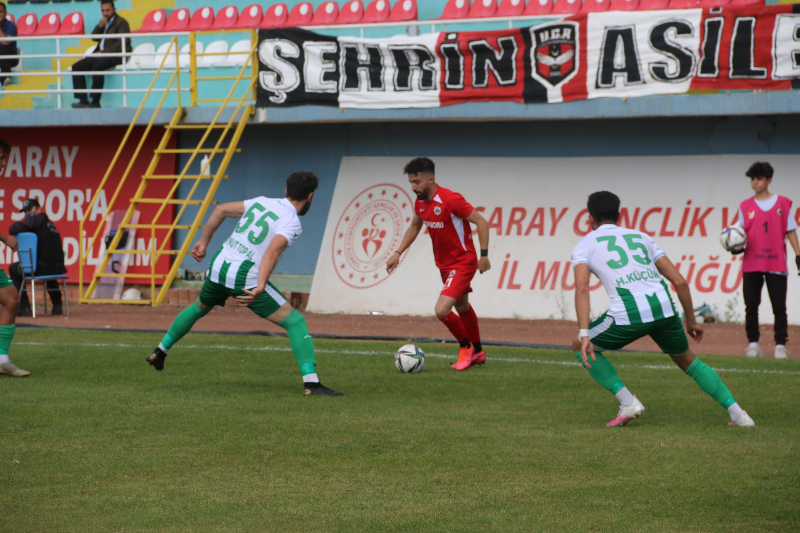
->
[0,361,31,377]
[745,344,762,358]
[774,345,788,359]
[729,411,755,427]
[607,396,645,427]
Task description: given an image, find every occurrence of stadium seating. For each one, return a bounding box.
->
[6,13,14,24]
[729,0,763,6]
[311,1,339,25]
[163,8,190,32]
[261,3,289,28]
[286,2,313,26]
[495,0,525,17]
[525,0,554,16]
[468,0,498,18]
[363,0,391,23]
[439,0,470,19]
[581,0,610,12]
[612,0,640,10]
[552,0,581,14]
[154,41,179,69]
[235,4,263,29]
[337,0,365,24]
[699,0,729,6]
[137,10,166,33]
[387,0,417,22]
[198,40,228,67]
[188,7,214,32]
[57,11,84,34]
[669,0,697,7]
[212,5,238,30]
[118,42,155,69]
[223,39,251,67]
[33,12,59,35]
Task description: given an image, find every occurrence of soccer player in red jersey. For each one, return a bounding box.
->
[386,157,491,371]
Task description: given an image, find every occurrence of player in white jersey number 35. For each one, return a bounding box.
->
[571,192,752,427]
[146,172,342,396]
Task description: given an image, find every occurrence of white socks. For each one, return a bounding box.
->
[0,354,9,365]
[157,343,169,354]
[727,402,744,422]
[615,387,634,406]
[303,372,319,384]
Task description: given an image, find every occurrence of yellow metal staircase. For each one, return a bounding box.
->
[79,31,258,306]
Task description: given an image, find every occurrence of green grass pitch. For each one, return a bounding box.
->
[2,328,799,532]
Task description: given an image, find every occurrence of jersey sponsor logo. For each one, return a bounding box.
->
[425,221,445,229]
[748,209,755,220]
[434,206,442,215]
[332,183,414,290]
[777,208,782,216]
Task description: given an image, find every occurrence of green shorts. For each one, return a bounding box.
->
[0,268,13,289]
[198,278,287,319]
[589,312,690,356]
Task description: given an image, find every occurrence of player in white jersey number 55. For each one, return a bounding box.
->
[146,172,342,396]
[571,191,752,427]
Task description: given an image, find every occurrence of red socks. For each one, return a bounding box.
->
[439,312,468,343]
[459,305,482,352]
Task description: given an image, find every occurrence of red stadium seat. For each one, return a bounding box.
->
[468,0,498,18]
[212,5,238,30]
[669,0,697,7]
[496,0,525,17]
[261,4,289,28]
[34,12,60,35]
[525,0,554,16]
[311,1,339,25]
[16,14,36,36]
[137,9,166,33]
[439,0,470,19]
[188,7,215,31]
[388,0,417,21]
[363,0,391,22]
[552,0,581,14]
[338,0,365,23]
[286,2,313,26]
[58,12,84,34]
[638,0,668,8]
[164,8,190,32]
[729,0,762,6]
[698,0,729,7]
[581,0,609,12]
[612,0,640,10]
[6,14,14,24]
[236,4,263,28]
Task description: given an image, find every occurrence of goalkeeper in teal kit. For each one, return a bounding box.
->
[146,172,342,396]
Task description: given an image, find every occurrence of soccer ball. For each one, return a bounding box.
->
[395,344,426,373]
[720,225,746,253]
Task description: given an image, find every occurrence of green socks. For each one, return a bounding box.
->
[279,310,317,376]
[574,350,625,395]
[0,324,15,357]
[160,302,210,351]
[685,358,736,409]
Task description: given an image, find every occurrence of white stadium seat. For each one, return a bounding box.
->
[223,39,251,67]
[116,42,155,70]
[198,40,229,67]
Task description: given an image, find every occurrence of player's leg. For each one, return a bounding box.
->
[764,273,788,359]
[259,284,342,396]
[455,292,485,366]
[654,316,754,426]
[572,313,644,426]
[0,273,29,377]
[436,268,478,371]
[742,272,764,357]
[146,279,222,371]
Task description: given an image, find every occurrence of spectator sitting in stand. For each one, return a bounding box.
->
[0,2,19,89]
[8,199,68,316]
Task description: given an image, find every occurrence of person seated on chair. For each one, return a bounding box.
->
[70,0,131,108]
[8,199,67,316]
[0,2,20,89]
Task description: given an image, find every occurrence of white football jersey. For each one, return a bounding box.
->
[571,224,676,325]
[207,197,302,290]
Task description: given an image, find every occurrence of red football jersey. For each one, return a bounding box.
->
[415,186,477,270]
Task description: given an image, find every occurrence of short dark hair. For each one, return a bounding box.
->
[745,161,773,179]
[286,172,318,201]
[587,191,620,224]
[403,157,435,176]
[101,0,115,8]
[0,3,7,12]
[0,138,9,155]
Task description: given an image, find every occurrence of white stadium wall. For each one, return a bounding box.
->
[309,155,800,325]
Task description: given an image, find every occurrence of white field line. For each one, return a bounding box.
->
[17,341,800,376]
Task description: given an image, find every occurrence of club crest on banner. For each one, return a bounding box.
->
[531,22,579,88]
[332,183,414,289]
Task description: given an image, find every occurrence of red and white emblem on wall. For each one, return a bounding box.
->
[332,183,414,289]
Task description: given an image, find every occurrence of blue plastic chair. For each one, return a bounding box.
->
[16,232,69,318]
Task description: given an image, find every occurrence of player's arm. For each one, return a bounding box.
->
[386,214,423,273]
[466,209,491,274]
[0,230,18,252]
[655,255,703,342]
[235,235,288,305]
[787,229,800,275]
[191,201,245,262]
[573,263,595,368]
